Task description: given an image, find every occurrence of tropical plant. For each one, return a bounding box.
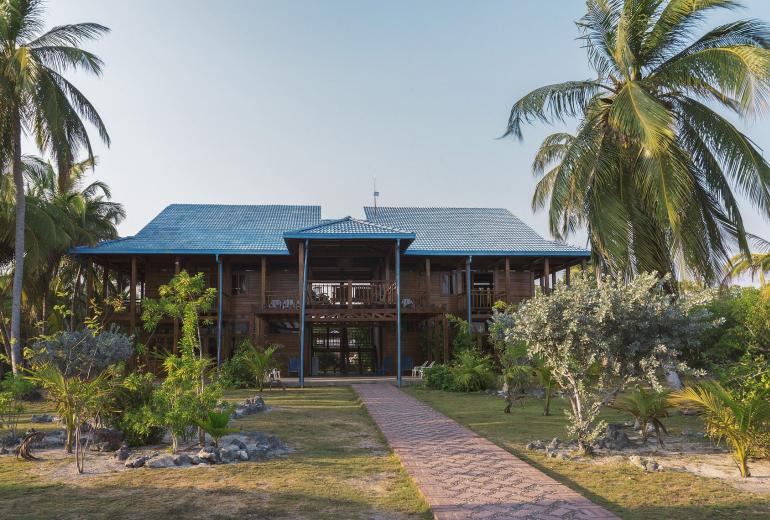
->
[240,342,280,392]
[195,405,237,447]
[612,388,671,446]
[110,371,164,447]
[502,272,708,452]
[423,364,456,391]
[723,235,770,287]
[0,0,111,373]
[446,314,476,353]
[671,381,770,477]
[450,349,496,392]
[505,0,770,285]
[531,357,560,417]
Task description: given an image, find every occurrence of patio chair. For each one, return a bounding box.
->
[266,368,286,391]
[411,360,429,377]
[288,357,299,376]
[415,361,435,378]
[403,356,414,375]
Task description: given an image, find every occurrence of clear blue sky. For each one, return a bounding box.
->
[44,0,770,245]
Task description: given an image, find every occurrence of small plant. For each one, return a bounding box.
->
[112,371,164,446]
[671,382,770,478]
[612,388,670,447]
[218,342,259,388]
[196,405,238,447]
[423,364,456,391]
[241,342,280,391]
[450,349,495,392]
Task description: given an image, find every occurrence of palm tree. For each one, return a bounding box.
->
[612,387,670,446]
[723,234,770,286]
[505,0,770,285]
[671,382,770,477]
[0,1,110,373]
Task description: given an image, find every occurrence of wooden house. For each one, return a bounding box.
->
[72,204,590,384]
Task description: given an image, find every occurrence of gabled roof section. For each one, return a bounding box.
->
[364,206,590,257]
[283,216,415,240]
[73,204,322,255]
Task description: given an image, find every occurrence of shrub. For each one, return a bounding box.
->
[424,364,456,391]
[111,371,164,446]
[195,405,237,447]
[450,349,496,392]
[612,388,670,447]
[28,326,133,378]
[218,342,257,389]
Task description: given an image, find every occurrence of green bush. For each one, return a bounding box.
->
[424,364,456,391]
[111,371,164,446]
[218,341,256,389]
[450,349,496,392]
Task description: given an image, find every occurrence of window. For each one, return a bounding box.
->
[232,271,247,295]
[233,322,249,335]
[440,271,463,296]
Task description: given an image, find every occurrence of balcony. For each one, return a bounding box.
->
[307,280,396,308]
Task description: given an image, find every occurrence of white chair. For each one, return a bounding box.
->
[416,361,435,378]
[411,361,429,377]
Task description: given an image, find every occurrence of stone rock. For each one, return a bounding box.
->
[147,455,176,468]
[0,447,8,455]
[197,446,218,463]
[231,440,247,451]
[601,424,631,450]
[218,447,235,463]
[126,455,149,468]
[628,455,660,472]
[191,456,202,465]
[526,440,545,451]
[31,433,65,449]
[547,437,561,450]
[681,428,706,438]
[232,396,267,418]
[30,414,55,423]
[114,444,131,461]
[236,450,249,461]
[0,432,21,448]
[91,428,124,451]
[174,453,193,466]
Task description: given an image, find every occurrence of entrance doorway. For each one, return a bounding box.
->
[310,326,376,375]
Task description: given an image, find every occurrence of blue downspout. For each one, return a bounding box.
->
[216,254,223,368]
[396,239,402,387]
[466,255,472,328]
[299,239,310,388]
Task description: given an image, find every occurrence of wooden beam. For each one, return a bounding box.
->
[86,262,94,314]
[443,314,450,363]
[425,258,431,306]
[384,253,391,283]
[581,259,587,271]
[505,257,511,302]
[347,280,353,309]
[260,256,267,308]
[543,258,550,294]
[529,266,535,298]
[565,261,571,287]
[102,262,110,303]
[298,241,305,300]
[130,256,137,334]
[551,269,557,290]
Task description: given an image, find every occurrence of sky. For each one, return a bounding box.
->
[43,0,770,247]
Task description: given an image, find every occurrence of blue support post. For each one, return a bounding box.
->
[216,254,223,367]
[396,239,402,387]
[299,239,310,388]
[466,255,472,327]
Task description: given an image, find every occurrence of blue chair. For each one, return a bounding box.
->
[403,356,414,375]
[288,357,299,376]
[377,356,393,376]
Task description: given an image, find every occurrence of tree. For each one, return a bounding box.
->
[240,342,280,392]
[671,381,770,477]
[505,0,770,284]
[0,1,110,373]
[612,387,671,447]
[496,273,708,452]
[723,235,770,287]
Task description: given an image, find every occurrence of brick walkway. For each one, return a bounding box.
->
[354,384,618,520]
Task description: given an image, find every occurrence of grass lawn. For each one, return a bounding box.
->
[406,386,770,520]
[0,387,431,520]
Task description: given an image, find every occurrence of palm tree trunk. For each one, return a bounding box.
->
[70,264,82,331]
[9,108,24,375]
[543,382,552,416]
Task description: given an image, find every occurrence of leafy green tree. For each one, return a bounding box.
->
[0,0,110,373]
[500,273,707,453]
[723,235,770,287]
[671,381,770,477]
[505,0,770,284]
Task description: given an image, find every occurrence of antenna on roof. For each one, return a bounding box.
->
[372,177,379,217]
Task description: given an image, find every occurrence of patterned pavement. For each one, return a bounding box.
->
[353,383,619,520]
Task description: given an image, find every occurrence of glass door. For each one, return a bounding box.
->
[311,326,375,375]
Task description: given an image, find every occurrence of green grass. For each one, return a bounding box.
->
[0,387,431,520]
[406,386,770,520]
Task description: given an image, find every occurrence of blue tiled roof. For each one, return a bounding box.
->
[72,204,322,255]
[283,216,415,240]
[364,206,589,257]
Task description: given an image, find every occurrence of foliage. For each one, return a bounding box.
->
[195,405,237,447]
[504,0,770,284]
[110,371,164,446]
[723,235,770,287]
[495,273,708,452]
[217,341,258,389]
[445,314,475,353]
[241,343,280,392]
[671,381,770,478]
[613,388,670,446]
[449,349,496,392]
[423,364,456,391]
[27,326,133,378]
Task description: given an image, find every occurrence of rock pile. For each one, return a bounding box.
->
[231,396,267,419]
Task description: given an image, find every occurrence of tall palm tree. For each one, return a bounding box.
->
[723,234,770,286]
[505,0,770,285]
[0,1,110,373]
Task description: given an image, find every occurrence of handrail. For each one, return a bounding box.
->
[306,280,397,307]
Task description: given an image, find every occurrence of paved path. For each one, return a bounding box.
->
[354,384,618,520]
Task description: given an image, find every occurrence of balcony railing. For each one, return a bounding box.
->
[307,280,396,307]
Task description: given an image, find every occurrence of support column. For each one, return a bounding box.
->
[130,257,137,335]
[260,256,267,309]
[442,314,449,363]
[216,255,223,367]
[505,257,511,303]
[543,258,551,294]
[551,269,557,290]
[581,259,587,271]
[299,240,310,387]
[425,258,431,307]
[565,261,572,287]
[86,262,94,314]
[298,241,305,300]
[396,239,402,387]
[102,262,110,303]
[466,256,472,326]
[173,257,180,354]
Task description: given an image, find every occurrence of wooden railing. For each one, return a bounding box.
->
[264,291,299,311]
[307,280,396,307]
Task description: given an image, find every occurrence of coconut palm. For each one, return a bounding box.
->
[0,0,110,373]
[613,387,670,447]
[723,234,770,286]
[671,381,770,477]
[505,0,770,286]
